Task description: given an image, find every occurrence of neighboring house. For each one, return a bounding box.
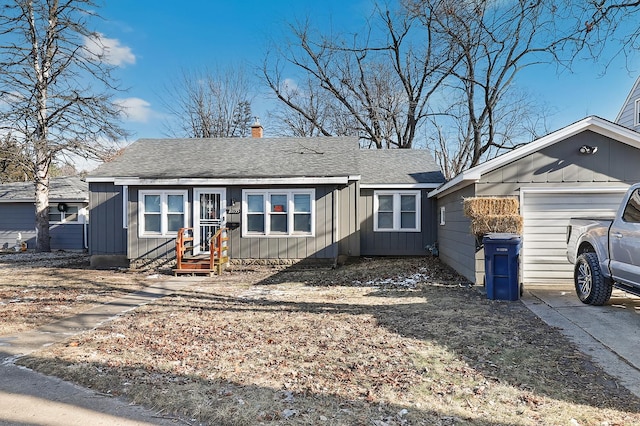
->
[615,75,640,132]
[430,116,640,286]
[85,134,444,268]
[0,176,89,250]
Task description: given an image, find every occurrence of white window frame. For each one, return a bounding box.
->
[373,190,421,232]
[242,189,315,237]
[635,98,640,127]
[48,204,86,224]
[440,206,446,226]
[138,190,188,238]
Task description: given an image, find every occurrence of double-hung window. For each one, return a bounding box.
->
[138,190,187,237]
[373,190,421,232]
[243,189,314,236]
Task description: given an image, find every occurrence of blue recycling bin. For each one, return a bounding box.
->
[483,233,521,301]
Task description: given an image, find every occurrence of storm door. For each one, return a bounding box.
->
[193,189,226,254]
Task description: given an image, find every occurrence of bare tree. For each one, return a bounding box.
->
[0,134,32,183]
[266,75,360,138]
[0,0,127,251]
[161,66,254,138]
[404,0,558,175]
[263,4,453,148]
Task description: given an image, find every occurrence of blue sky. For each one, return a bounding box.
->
[95,0,639,143]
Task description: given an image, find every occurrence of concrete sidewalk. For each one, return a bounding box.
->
[0,276,205,426]
[522,284,640,398]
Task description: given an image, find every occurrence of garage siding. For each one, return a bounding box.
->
[520,190,627,283]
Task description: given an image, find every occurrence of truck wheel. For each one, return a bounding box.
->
[574,252,613,305]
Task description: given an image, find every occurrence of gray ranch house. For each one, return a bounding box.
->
[430,116,640,286]
[86,134,444,269]
[0,176,89,251]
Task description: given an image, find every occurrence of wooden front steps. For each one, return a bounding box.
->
[173,227,229,276]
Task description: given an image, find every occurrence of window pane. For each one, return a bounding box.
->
[247,214,265,233]
[271,194,287,213]
[293,194,311,212]
[144,214,161,233]
[247,195,264,213]
[378,212,393,229]
[167,214,184,232]
[401,195,416,211]
[62,206,79,222]
[167,195,184,213]
[144,195,161,213]
[48,208,60,222]
[294,214,311,233]
[623,189,640,223]
[270,215,287,233]
[378,195,393,211]
[401,212,416,229]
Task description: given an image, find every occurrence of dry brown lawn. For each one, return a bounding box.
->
[0,252,157,335]
[3,254,640,425]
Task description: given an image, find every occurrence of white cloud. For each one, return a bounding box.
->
[115,97,152,122]
[84,33,135,67]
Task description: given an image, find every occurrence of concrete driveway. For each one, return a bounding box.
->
[522,284,640,398]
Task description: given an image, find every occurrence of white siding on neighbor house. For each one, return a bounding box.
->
[520,189,628,284]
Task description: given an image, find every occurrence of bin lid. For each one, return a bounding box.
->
[482,233,521,242]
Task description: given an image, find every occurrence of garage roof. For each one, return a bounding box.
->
[428,116,640,198]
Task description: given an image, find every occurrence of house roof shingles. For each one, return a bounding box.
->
[89,137,444,186]
[0,176,88,202]
[358,149,444,185]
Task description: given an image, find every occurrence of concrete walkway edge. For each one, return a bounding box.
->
[0,276,206,426]
[521,288,640,398]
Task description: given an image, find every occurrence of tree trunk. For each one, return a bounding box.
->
[34,161,50,252]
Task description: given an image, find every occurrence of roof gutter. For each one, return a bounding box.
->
[86,176,360,186]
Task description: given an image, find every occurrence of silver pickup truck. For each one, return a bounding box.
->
[566,183,640,305]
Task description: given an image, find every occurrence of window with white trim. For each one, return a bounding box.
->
[440,206,446,225]
[635,99,640,127]
[373,190,421,232]
[242,189,314,236]
[48,204,80,223]
[138,190,188,237]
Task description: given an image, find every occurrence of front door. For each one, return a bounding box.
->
[193,189,226,254]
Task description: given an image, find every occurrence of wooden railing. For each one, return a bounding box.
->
[174,227,229,276]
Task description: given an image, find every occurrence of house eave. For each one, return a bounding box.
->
[360,183,441,189]
[86,176,358,186]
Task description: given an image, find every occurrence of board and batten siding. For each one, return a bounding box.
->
[0,204,35,249]
[127,185,344,263]
[435,185,477,283]
[225,185,340,260]
[359,188,436,256]
[89,182,127,255]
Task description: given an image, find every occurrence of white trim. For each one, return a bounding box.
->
[361,183,440,189]
[635,99,640,127]
[519,185,630,217]
[138,190,189,238]
[193,188,227,254]
[122,185,128,229]
[87,176,354,186]
[439,206,446,226]
[241,189,316,238]
[0,198,88,203]
[373,190,421,232]
[429,116,640,198]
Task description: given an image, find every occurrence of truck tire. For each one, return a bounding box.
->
[574,252,613,305]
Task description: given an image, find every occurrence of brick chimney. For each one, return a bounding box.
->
[251,117,263,138]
